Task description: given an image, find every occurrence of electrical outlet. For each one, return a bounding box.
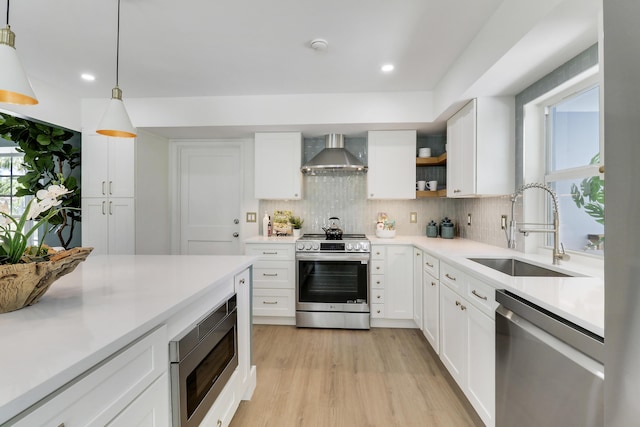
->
[246,212,257,223]
[467,213,472,226]
[501,215,507,230]
[409,212,417,223]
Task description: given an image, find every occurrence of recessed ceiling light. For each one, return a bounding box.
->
[381,64,394,73]
[81,73,96,81]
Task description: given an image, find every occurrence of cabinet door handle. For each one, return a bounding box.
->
[217,420,223,427]
[239,278,245,285]
[454,189,461,193]
[416,253,421,257]
[101,181,106,195]
[376,310,381,314]
[431,281,436,287]
[262,273,278,277]
[445,273,456,281]
[376,295,381,299]
[425,261,434,268]
[460,304,467,311]
[102,201,106,215]
[109,201,113,215]
[376,266,381,270]
[262,251,277,255]
[472,290,488,300]
[109,181,113,195]
[262,301,278,305]
[455,300,461,306]
[376,280,381,285]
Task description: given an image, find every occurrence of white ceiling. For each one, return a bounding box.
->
[5,0,599,138]
[11,0,503,99]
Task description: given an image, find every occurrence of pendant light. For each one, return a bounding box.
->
[97,0,136,138]
[0,0,38,105]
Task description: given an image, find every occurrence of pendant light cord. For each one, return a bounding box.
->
[6,0,10,25]
[115,0,121,87]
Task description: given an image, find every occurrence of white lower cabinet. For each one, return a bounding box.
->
[11,326,168,426]
[370,245,413,321]
[438,262,496,427]
[467,303,495,427]
[413,248,423,329]
[440,284,468,386]
[107,373,170,427]
[422,264,440,354]
[245,243,295,323]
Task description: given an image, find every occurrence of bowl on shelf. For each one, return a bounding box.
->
[375,229,396,238]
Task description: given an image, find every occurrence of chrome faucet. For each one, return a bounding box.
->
[507,183,570,265]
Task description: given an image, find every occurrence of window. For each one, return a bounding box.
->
[545,85,603,254]
[0,147,28,216]
[524,70,604,257]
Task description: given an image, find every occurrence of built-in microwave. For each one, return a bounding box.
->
[169,294,238,427]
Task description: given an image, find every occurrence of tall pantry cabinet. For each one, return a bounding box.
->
[81,134,135,254]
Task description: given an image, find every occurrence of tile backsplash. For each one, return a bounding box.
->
[259,174,512,249]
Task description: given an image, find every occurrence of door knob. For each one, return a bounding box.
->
[234,219,239,224]
[233,232,239,237]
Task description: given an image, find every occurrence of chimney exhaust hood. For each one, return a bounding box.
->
[301,133,367,174]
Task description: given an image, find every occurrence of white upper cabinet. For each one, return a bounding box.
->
[82,134,135,198]
[254,132,302,200]
[446,98,514,197]
[367,130,416,199]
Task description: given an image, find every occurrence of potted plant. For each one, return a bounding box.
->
[570,153,604,250]
[289,216,304,238]
[0,183,92,313]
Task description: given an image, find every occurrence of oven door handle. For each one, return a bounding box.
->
[296,254,370,262]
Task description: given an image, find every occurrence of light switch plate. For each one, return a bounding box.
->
[410,212,417,223]
[246,212,257,223]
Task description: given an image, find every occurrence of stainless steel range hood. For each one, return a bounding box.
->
[301,133,367,174]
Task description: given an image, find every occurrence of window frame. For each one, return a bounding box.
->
[522,66,604,259]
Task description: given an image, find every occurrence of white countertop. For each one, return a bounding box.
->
[0,254,256,423]
[370,235,604,337]
[247,234,604,337]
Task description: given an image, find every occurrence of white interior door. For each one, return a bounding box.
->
[178,145,242,255]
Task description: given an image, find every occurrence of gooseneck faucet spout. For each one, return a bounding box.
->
[507,183,570,265]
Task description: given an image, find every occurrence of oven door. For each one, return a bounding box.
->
[296,253,369,313]
[170,310,238,427]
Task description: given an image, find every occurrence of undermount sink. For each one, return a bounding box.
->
[468,258,573,277]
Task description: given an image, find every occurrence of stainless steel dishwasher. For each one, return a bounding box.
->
[495,290,604,427]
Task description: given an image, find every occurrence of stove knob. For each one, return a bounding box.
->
[296,242,305,251]
[346,243,353,251]
[304,243,312,250]
[312,242,320,250]
[353,243,361,251]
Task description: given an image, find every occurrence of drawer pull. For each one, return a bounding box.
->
[262,273,278,277]
[262,301,278,305]
[472,290,488,300]
[460,304,467,311]
[376,266,381,270]
[445,273,457,281]
[377,310,381,314]
[431,281,436,287]
[262,251,278,255]
[376,295,381,299]
[425,261,434,268]
[239,278,245,285]
[217,420,223,427]
[376,280,381,285]
[455,300,461,306]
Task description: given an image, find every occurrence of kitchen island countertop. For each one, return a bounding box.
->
[0,254,256,423]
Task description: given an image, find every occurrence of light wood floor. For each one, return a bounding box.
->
[230,325,483,427]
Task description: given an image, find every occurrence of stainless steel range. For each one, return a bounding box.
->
[295,233,370,329]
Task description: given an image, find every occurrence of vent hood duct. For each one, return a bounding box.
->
[301,133,367,174]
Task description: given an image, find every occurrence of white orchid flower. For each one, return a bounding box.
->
[27,200,48,221]
[38,197,63,211]
[36,184,71,201]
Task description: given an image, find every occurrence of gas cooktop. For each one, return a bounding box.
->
[296,234,370,253]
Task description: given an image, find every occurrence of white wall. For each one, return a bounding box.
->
[1,77,81,131]
[135,129,170,254]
